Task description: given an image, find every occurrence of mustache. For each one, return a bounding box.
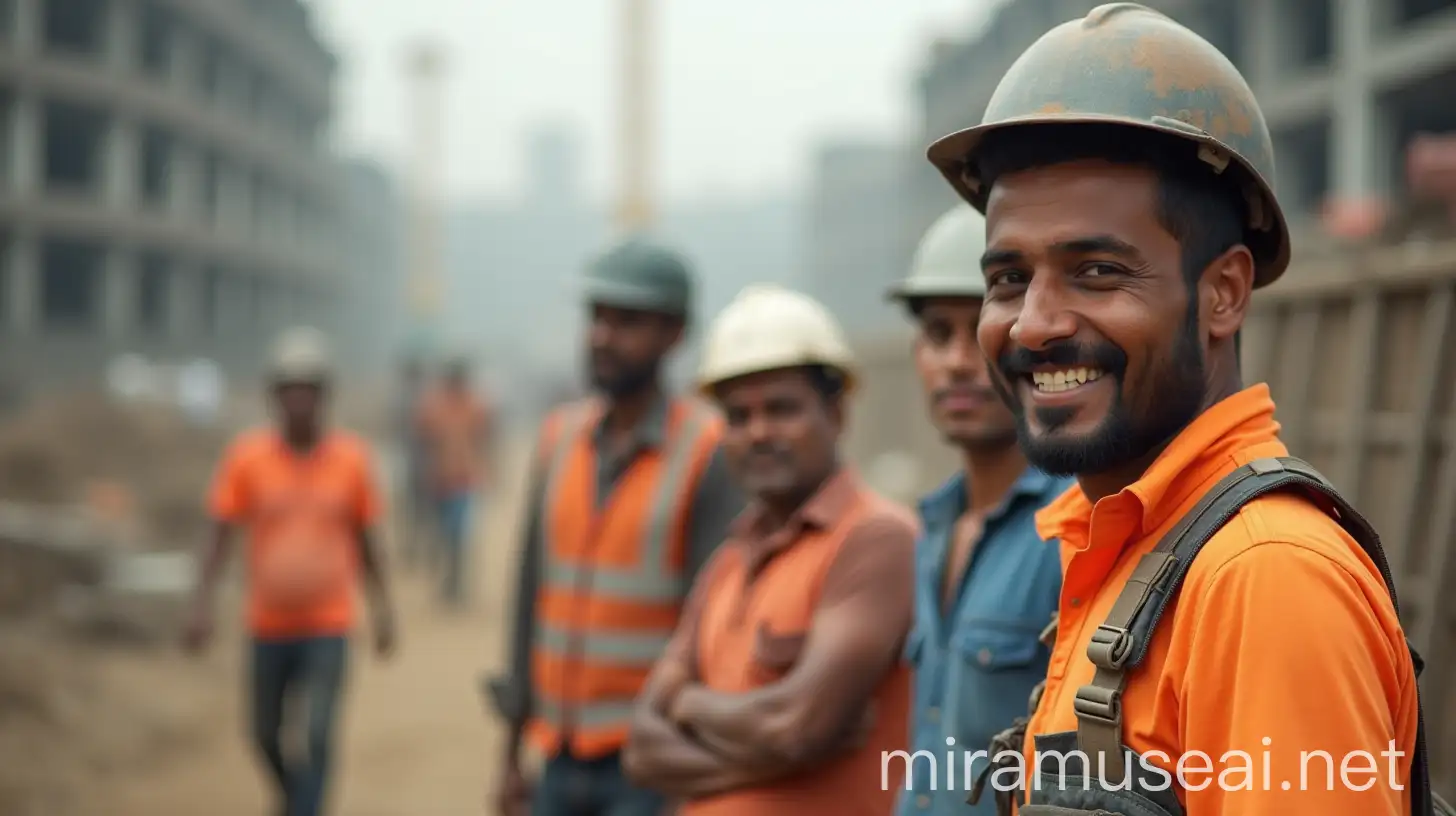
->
[931,382,998,403]
[997,341,1127,380]
[745,443,793,462]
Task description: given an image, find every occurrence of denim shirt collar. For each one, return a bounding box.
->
[917,465,1059,531]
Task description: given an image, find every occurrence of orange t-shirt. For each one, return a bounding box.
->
[1025,384,1419,815]
[208,429,382,638]
[416,387,489,491]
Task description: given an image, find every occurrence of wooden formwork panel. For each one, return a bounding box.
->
[1245,247,1456,795]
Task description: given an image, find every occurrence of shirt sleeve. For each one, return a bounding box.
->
[206,439,249,523]
[816,511,917,646]
[682,443,747,589]
[1176,538,1418,816]
[352,442,385,527]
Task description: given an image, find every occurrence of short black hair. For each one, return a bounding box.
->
[803,364,847,403]
[975,123,1247,285]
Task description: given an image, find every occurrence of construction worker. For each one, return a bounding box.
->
[393,353,432,570]
[884,204,1072,816]
[416,353,493,607]
[924,5,1446,816]
[488,236,745,816]
[621,284,917,816]
[182,326,397,816]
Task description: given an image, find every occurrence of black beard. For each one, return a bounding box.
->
[590,357,658,399]
[991,318,1206,477]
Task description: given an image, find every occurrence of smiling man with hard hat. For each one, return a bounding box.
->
[920,4,1448,816]
[622,284,917,816]
[887,205,1072,816]
[183,326,397,816]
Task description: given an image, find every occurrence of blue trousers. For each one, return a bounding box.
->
[250,635,349,816]
[532,750,666,816]
[437,492,474,603]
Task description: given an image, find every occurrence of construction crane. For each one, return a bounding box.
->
[403,41,448,353]
[615,0,654,233]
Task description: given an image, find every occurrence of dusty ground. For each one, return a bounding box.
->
[45,442,529,816]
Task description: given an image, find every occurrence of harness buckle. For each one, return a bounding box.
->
[1086,624,1133,670]
[1072,683,1121,725]
[1038,615,1058,648]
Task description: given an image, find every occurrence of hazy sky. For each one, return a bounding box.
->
[308,0,1006,203]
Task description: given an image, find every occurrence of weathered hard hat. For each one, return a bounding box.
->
[582,235,694,318]
[697,284,856,395]
[925,3,1287,287]
[886,204,987,303]
[269,326,331,384]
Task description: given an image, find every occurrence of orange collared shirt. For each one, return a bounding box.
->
[1025,384,1418,815]
[673,469,917,816]
[208,429,382,638]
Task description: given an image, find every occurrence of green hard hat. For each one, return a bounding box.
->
[582,235,694,318]
[887,204,987,303]
[925,3,1288,288]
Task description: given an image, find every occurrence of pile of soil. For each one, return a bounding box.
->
[0,621,223,816]
[0,394,233,548]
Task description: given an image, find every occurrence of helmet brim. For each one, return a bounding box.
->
[926,114,1291,289]
[582,278,688,317]
[885,277,986,303]
[697,360,857,399]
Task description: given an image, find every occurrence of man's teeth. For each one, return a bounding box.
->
[1031,368,1102,393]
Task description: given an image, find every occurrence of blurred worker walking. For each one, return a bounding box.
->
[182,326,397,816]
[416,354,493,607]
[885,205,1071,816]
[623,284,917,816]
[927,5,1446,815]
[488,237,744,816]
[393,354,433,570]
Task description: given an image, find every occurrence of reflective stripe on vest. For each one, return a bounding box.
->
[530,397,717,752]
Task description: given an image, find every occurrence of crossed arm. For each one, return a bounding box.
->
[621,515,916,800]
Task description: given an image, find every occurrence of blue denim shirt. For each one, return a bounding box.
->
[895,467,1071,816]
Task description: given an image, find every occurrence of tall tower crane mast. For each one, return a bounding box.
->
[404,42,447,344]
[616,0,654,233]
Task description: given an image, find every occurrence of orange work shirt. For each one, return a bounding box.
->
[1025,384,1419,815]
[674,469,917,816]
[208,429,382,639]
[417,386,489,491]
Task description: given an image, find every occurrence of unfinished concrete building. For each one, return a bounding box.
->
[0,0,342,390]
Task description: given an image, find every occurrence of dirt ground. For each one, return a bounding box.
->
[61,443,529,816]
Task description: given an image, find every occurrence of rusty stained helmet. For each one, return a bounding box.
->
[926,3,1289,287]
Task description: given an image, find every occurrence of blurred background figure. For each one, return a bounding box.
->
[181,326,397,816]
[487,237,743,816]
[415,353,493,608]
[393,353,434,571]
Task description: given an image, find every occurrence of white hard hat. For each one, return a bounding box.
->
[697,284,856,394]
[269,326,331,384]
[886,204,987,302]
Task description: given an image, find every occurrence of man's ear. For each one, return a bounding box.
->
[1202,244,1255,342]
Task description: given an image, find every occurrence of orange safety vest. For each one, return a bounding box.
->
[527,395,724,759]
